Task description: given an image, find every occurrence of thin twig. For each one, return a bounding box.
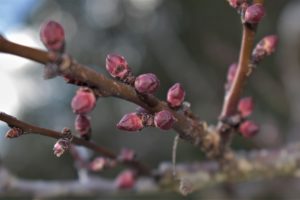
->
[2,142,300,197]
[0,112,150,175]
[217,0,265,160]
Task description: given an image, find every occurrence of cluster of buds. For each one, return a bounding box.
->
[106,53,186,132]
[252,35,278,64]
[71,87,97,140]
[117,109,175,132]
[106,54,161,94]
[237,97,259,138]
[53,128,73,157]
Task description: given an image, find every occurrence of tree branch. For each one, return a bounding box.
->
[1,142,300,198]
[0,36,216,156]
[217,0,266,162]
[0,112,150,175]
[220,0,264,119]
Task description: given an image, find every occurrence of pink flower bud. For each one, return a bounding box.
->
[118,148,136,162]
[117,112,144,132]
[227,63,238,84]
[5,127,23,138]
[225,63,238,91]
[167,83,186,108]
[238,97,254,117]
[89,157,107,171]
[252,35,278,64]
[75,114,91,140]
[106,54,130,79]
[154,110,175,130]
[244,4,265,24]
[134,73,160,94]
[71,87,96,114]
[263,35,278,55]
[239,120,259,138]
[40,20,65,52]
[53,138,70,157]
[227,0,247,9]
[115,170,136,189]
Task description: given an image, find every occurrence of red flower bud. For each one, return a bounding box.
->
[227,0,247,9]
[227,63,238,84]
[238,97,254,117]
[53,138,70,157]
[244,4,265,24]
[167,83,186,108]
[252,35,278,64]
[40,20,65,52]
[239,120,259,138]
[5,127,23,138]
[115,170,136,189]
[261,35,278,55]
[225,63,238,91]
[106,54,130,79]
[89,157,107,171]
[117,112,144,132]
[71,87,96,114]
[134,73,160,94]
[154,110,175,130]
[118,148,136,162]
[75,114,91,140]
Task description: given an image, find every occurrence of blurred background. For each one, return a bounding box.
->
[0,0,300,199]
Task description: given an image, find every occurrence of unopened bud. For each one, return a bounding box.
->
[89,157,107,171]
[75,114,91,140]
[106,54,131,80]
[53,138,71,157]
[225,63,238,91]
[167,83,185,108]
[115,170,136,189]
[227,0,247,9]
[5,127,23,138]
[252,35,278,64]
[244,4,265,24]
[238,97,254,118]
[227,63,237,84]
[239,120,259,138]
[40,20,65,52]
[71,87,96,114]
[117,112,144,132]
[134,73,160,94]
[154,110,175,130]
[118,148,136,162]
